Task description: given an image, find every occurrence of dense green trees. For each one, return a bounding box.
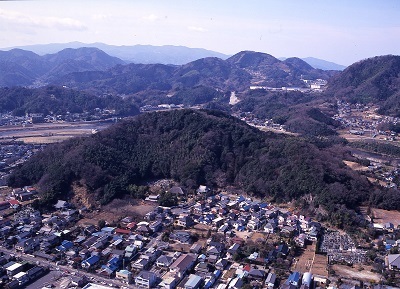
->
[0,86,139,116]
[232,89,340,137]
[326,55,400,117]
[8,109,391,227]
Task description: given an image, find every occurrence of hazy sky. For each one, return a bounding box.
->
[0,0,399,65]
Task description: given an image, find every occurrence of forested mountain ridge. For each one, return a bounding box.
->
[8,109,395,229]
[54,50,336,94]
[326,55,400,117]
[0,86,139,116]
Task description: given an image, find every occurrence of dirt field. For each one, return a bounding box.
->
[0,121,111,144]
[78,199,156,226]
[293,242,327,277]
[343,161,369,171]
[311,254,328,277]
[371,208,400,227]
[294,242,316,273]
[332,264,380,283]
[250,232,269,242]
[338,129,400,146]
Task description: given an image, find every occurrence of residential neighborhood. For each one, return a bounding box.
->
[0,181,398,289]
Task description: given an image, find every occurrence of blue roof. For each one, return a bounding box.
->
[101,227,115,233]
[83,255,100,265]
[286,271,301,284]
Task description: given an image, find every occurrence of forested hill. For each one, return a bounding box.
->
[326,55,400,117]
[0,86,139,116]
[9,109,394,228]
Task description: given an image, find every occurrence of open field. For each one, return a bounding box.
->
[371,208,400,227]
[293,242,328,277]
[294,242,316,273]
[0,121,112,144]
[77,199,156,226]
[250,232,269,242]
[311,254,328,277]
[343,161,369,172]
[332,264,380,283]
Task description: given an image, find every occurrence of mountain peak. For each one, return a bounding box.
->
[283,57,314,71]
[227,51,280,68]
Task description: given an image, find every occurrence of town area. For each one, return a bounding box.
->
[0,179,399,289]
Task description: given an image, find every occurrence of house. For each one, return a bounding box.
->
[170,253,196,279]
[277,243,289,256]
[5,262,24,276]
[184,274,202,289]
[135,270,157,288]
[204,274,216,289]
[295,234,307,248]
[56,240,74,252]
[227,243,240,255]
[265,273,276,288]
[132,258,150,270]
[206,246,219,256]
[27,266,45,281]
[40,234,60,251]
[264,222,277,234]
[144,247,162,262]
[116,269,133,284]
[15,238,39,253]
[156,255,174,268]
[125,244,137,260]
[248,268,266,280]
[197,185,210,194]
[228,277,243,289]
[388,254,400,270]
[190,243,202,254]
[302,272,312,288]
[54,200,69,210]
[81,255,100,269]
[126,222,137,231]
[170,186,185,195]
[13,271,29,286]
[195,262,211,274]
[170,231,192,244]
[177,216,194,228]
[215,259,228,270]
[150,221,163,232]
[160,272,180,289]
[385,223,395,233]
[286,272,301,286]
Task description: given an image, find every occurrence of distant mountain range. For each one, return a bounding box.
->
[0,47,124,87]
[3,42,229,66]
[53,50,337,94]
[3,42,346,70]
[279,57,346,71]
[301,57,346,71]
[0,47,336,90]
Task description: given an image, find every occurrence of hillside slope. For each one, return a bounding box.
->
[326,55,400,116]
[9,109,387,228]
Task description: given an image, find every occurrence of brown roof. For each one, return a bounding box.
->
[170,254,195,272]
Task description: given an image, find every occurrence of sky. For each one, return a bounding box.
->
[0,0,399,65]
